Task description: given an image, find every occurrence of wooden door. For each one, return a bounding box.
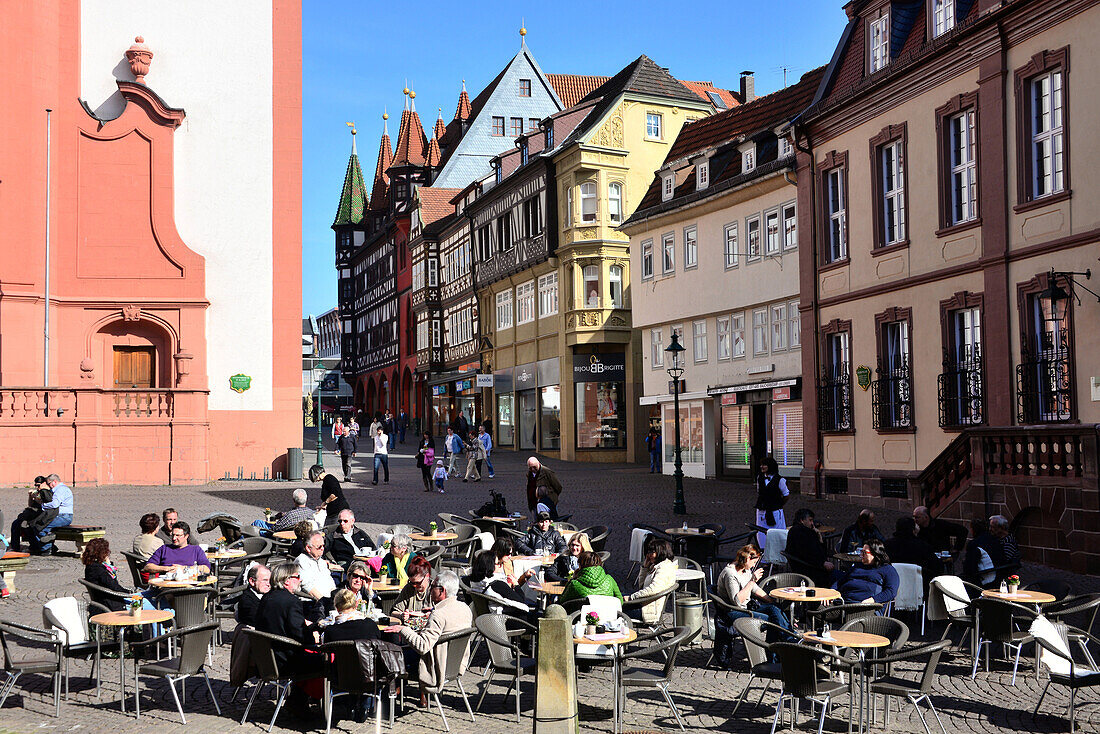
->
[113,346,155,388]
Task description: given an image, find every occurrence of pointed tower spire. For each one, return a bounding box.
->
[453,79,472,122]
[520,19,527,47]
[434,107,446,142]
[333,123,367,225]
[370,111,393,211]
[392,87,429,168]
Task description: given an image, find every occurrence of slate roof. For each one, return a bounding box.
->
[370,128,392,212]
[629,66,826,219]
[546,74,609,108]
[332,140,367,226]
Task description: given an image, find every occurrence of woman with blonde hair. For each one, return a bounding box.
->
[548,532,592,582]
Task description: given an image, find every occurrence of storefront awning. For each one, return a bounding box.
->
[638,390,712,405]
[707,377,800,395]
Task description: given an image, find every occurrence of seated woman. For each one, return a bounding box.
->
[557,551,623,606]
[332,560,380,609]
[391,557,435,621]
[713,545,792,668]
[546,532,591,583]
[131,513,164,584]
[834,540,899,605]
[378,533,420,587]
[82,538,156,614]
[624,538,678,624]
[324,589,381,642]
[491,537,517,578]
[468,550,534,616]
[287,520,315,559]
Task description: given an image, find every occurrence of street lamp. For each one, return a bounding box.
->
[313,363,326,466]
[665,332,687,515]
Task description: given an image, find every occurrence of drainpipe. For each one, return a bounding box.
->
[792,122,822,498]
[44,108,52,387]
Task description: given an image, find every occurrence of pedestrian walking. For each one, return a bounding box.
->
[754,455,789,549]
[463,434,483,482]
[331,416,345,440]
[416,433,436,493]
[443,427,462,477]
[433,460,448,493]
[525,457,562,512]
[397,409,409,444]
[454,410,469,441]
[372,426,390,485]
[348,417,360,440]
[384,410,396,451]
[477,424,494,478]
[645,428,662,473]
[335,430,357,481]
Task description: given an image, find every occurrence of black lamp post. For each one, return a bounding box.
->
[665,333,687,515]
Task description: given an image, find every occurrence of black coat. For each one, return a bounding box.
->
[784,524,833,587]
[884,534,941,589]
[324,617,381,643]
[326,528,375,569]
[917,518,968,553]
[254,587,309,669]
[236,588,263,626]
[321,474,349,518]
[84,563,132,612]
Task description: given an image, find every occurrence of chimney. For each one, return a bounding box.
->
[740,71,755,104]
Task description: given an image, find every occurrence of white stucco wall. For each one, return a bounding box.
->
[81,1,274,410]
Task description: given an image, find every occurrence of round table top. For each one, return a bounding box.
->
[982,589,1057,604]
[91,609,175,626]
[409,531,458,542]
[272,530,297,540]
[665,527,714,536]
[208,549,247,560]
[675,568,706,581]
[482,516,520,524]
[531,580,565,595]
[770,586,842,603]
[149,576,217,589]
[803,630,890,648]
[574,628,637,646]
[371,579,404,593]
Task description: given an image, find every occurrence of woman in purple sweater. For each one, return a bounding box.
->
[835,540,899,605]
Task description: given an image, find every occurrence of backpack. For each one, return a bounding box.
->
[475,490,508,518]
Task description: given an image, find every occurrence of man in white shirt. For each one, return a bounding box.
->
[295,530,336,602]
[372,426,389,485]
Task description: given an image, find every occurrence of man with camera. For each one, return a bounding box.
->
[10,474,73,556]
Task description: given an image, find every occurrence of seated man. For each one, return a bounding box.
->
[236,563,271,626]
[913,505,967,553]
[255,562,321,678]
[326,509,374,569]
[884,516,940,593]
[515,512,568,556]
[31,474,74,555]
[155,508,200,546]
[838,509,887,555]
[393,570,472,708]
[989,514,1022,579]
[296,530,337,611]
[271,489,317,533]
[144,521,210,575]
[784,508,835,587]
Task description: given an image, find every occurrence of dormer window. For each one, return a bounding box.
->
[869,14,890,73]
[779,137,793,158]
[696,160,709,190]
[739,142,757,173]
[546,124,554,148]
[932,0,955,38]
[521,143,529,166]
[662,173,675,202]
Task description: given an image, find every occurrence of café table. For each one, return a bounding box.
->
[664,526,715,537]
[770,586,841,625]
[980,588,1057,680]
[206,548,247,579]
[147,575,218,590]
[831,552,861,568]
[481,516,520,525]
[272,530,297,540]
[528,578,565,610]
[91,608,175,713]
[574,627,637,734]
[803,629,890,734]
[511,554,557,579]
[368,577,405,615]
[408,531,458,543]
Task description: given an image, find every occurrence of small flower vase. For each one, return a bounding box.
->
[585,624,596,636]
[1006,583,1019,595]
[129,604,140,617]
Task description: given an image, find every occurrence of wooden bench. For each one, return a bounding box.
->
[52,525,106,553]
[0,552,30,593]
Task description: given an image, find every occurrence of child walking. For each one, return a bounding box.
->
[433,459,448,493]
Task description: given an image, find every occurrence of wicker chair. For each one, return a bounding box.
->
[129,621,220,723]
[474,614,537,722]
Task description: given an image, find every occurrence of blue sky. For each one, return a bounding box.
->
[301,0,849,317]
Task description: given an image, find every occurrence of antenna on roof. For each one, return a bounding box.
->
[382,108,389,136]
[346,121,356,154]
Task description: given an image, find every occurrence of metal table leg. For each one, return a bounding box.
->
[118,626,126,713]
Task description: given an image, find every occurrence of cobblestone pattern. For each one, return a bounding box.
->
[0,437,1095,733]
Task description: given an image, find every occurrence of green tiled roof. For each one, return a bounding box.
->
[333,151,367,226]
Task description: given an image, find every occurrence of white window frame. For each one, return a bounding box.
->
[724,223,739,269]
[948,109,977,225]
[565,186,573,227]
[764,209,781,256]
[608,182,623,224]
[495,290,513,330]
[427,259,439,286]
[662,173,675,201]
[582,265,600,309]
[869,15,890,73]
[515,280,535,325]
[746,215,761,262]
[641,239,654,280]
[716,316,731,360]
[778,137,793,158]
[696,160,709,189]
[933,0,955,38]
[880,139,906,245]
[1031,69,1065,199]
[782,202,797,250]
[788,300,801,348]
[752,308,769,356]
[651,328,664,367]
[771,303,787,351]
[692,320,708,363]
[683,226,698,269]
[608,265,623,308]
[826,167,847,262]
[580,182,597,223]
[646,112,663,140]
[538,272,558,317]
[732,312,746,358]
[661,233,675,274]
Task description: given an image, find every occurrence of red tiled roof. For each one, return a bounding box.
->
[425,136,441,167]
[681,80,740,109]
[416,186,462,226]
[454,84,472,122]
[433,113,447,141]
[391,106,429,168]
[546,73,610,108]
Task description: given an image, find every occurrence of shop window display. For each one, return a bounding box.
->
[575,382,626,448]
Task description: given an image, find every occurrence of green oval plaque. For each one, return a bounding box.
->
[229,374,252,393]
[855,364,872,391]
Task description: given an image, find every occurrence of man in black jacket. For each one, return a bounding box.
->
[254,562,321,673]
[326,510,375,569]
[913,506,967,553]
[236,563,271,626]
[336,431,357,482]
[784,508,835,587]
[838,509,887,554]
[885,516,940,593]
[516,512,568,556]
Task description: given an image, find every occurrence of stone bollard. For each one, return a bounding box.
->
[534,603,579,734]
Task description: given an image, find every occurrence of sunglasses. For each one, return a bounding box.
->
[287,574,301,580]
[350,574,369,581]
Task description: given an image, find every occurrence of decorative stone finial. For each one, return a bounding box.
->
[125,36,153,84]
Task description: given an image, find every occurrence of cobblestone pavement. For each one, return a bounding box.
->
[0,438,1096,733]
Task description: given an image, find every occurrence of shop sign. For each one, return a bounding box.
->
[668,379,686,394]
[721,393,738,406]
[432,385,448,397]
[772,387,791,401]
[515,364,537,389]
[229,374,252,393]
[573,353,626,382]
[856,365,872,391]
[476,373,495,388]
[456,379,473,392]
[709,378,797,395]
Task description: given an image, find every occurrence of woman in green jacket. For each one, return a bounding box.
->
[558,551,623,605]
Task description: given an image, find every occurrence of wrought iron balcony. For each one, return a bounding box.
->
[872,358,912,430]
[817,363,852,432]
[1016,336,1073,423]
[938,345,985,428]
